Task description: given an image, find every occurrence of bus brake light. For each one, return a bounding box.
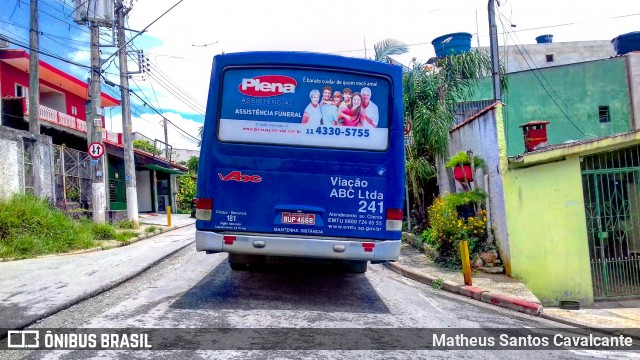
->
[195,198,213,221]
[386,208,403,231]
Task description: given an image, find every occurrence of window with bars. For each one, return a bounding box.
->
[599,106,610,123]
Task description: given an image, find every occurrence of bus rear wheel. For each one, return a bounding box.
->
[344,260,368,273]
[228,254,265,271]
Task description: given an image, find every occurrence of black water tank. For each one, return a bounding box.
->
[612,31,640,55]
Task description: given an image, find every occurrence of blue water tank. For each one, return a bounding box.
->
[612,31,640,55]
[431,32,472,58]
[535,34,553,44]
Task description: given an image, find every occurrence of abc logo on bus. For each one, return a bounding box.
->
[238,75,297,97]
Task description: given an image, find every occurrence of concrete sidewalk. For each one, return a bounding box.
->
[0,225,196,330]
[139,213,195,227]
[390,242,640,330]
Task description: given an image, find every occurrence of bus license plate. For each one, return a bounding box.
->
[282,212,316,225]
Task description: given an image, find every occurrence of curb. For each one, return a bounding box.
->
[538,313,640,340]
[10,239,195,331]
[0,222,195,262]
[384,261,543,316]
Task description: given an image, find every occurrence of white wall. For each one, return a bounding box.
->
[135,170,153,212]
[482,40,615,73]
[437,107,511,267]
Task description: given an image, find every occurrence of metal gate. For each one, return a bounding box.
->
[53,145,92,209]
[582,146,640,299]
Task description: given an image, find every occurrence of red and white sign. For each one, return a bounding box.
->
[404,120,412,136]
[88,142,105,159]
[239,75,297,97]
[282,212,316,225]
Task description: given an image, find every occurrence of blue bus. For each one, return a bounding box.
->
[195,51,405,272]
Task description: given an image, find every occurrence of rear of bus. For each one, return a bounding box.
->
[195,52,405,272]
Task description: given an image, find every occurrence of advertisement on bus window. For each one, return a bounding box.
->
[217,67,390,151]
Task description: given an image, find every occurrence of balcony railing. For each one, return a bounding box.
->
[21,97,122,145]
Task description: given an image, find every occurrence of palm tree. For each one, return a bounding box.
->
[374,38,409,63]
[373,38,506,230]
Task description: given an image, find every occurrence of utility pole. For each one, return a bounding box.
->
[29,0,41,197]
[488,0,502,102]
[116,0,139,227]
[163,118,169,158]
[88,23,107,223]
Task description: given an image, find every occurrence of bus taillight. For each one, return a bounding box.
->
[385,208,403,231]
[195,198,213,221]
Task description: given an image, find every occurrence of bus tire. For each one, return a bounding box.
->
[345,260,368,273]
[228,254,265,271]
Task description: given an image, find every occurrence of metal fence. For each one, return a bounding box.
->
[582,145,640,298]
[454,100,495,126]
[53,145,92,208]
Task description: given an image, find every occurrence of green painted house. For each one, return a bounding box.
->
[439,52,640,306]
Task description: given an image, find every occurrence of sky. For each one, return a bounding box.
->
[0,0,638,151]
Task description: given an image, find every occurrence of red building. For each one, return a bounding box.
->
[0,49,186,217]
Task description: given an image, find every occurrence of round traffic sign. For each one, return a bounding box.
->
[404,120,413,136]
[88,142,105,159]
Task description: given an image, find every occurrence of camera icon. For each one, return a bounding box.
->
[7,330,39,348]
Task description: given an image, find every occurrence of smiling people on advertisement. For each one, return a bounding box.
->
[360,87,379,128]
[301,89,322,126]
[320,85,338,126]
[336,92,363,127]
[339,88,352,110]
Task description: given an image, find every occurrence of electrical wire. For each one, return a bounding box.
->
[0,33,91,69]
[496,11,590,136]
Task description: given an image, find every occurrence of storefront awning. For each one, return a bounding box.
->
[143,164,185,175]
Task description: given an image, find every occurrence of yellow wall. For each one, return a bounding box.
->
[502,155,594,306]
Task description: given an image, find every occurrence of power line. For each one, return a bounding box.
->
[496,11,590,137]
[102,73,200,143]
[0,33,90,69]
[102,0,186,64]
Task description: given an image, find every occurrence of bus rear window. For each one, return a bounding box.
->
[217,67,391,151]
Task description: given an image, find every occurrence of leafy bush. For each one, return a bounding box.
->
[420,228,438,248]
[0,194,95,258]
[145,226,158,233]
[426,193,488,268]
[133,139,161,156]
[443,188,486,208]
[177,175,196,210]
[445,151,484,169]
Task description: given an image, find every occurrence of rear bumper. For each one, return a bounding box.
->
[195,230,400,261]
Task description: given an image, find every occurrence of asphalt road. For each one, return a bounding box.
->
[5,238,640,359]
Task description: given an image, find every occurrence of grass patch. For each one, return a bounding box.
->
[115,231,139,242]
[91,222,118,240]
[432,278,444,290]
[0,194,96,259]
[145,226,158,233]
[115,220,135,229]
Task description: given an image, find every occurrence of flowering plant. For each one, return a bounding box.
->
[425,192,488,266]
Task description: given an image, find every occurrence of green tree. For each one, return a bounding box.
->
[133,139,161,156]
[373,38,506,230]
[187,156,199,174]
[374,38,409,64]
[177,175,196,210]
